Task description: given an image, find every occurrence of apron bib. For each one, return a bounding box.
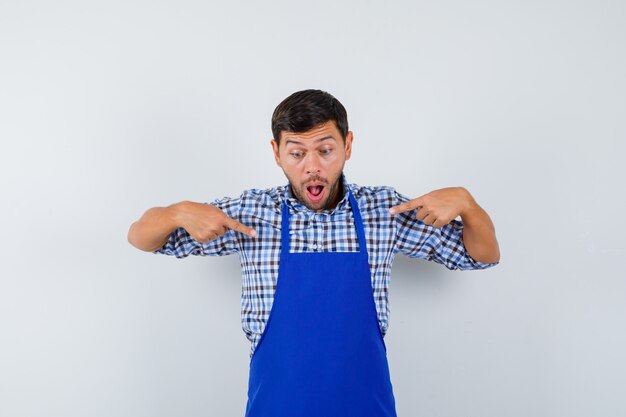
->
[245,189,398,417]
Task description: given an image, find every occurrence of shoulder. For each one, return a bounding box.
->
[348,182,400,208]
[206,185,285,217]
[346,183,404,223]
[239,184,286,214]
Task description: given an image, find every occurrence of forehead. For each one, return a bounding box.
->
[281,121,341,146]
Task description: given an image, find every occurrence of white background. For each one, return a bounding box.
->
[1,1,624,416]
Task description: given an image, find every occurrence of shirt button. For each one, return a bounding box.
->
[309,244,318,250]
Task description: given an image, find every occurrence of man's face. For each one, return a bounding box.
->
[271,120,353,212]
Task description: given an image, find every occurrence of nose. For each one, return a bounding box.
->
[305,153,321,175]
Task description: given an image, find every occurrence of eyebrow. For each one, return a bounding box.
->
[285,135,336,146]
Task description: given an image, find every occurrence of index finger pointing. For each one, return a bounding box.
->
[389,196,426,215]
[224,216,257,237]
[389,201,415,215]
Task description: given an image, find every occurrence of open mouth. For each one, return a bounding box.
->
[305,185,325,203]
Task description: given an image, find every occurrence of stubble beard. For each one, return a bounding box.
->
[288,171,344,212]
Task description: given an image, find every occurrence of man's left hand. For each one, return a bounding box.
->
[388,187,475,229]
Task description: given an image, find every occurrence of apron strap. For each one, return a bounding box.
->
[280,199,291,257]
[347,190,368,257]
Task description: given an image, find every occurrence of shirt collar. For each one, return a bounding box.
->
[283,173,351,215]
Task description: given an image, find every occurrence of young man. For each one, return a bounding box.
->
[127,89,500,417]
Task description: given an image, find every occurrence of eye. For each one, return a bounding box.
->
[290,151,304,159]
[319,148,332,155]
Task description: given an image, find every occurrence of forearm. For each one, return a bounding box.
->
[127,202,183,252]
[460,194,500,264]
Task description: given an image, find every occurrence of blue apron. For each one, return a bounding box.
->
[244,189,398,417]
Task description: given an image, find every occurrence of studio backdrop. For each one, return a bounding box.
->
[1,1,624,416]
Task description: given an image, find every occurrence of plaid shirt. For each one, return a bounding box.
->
[154,174,499,358]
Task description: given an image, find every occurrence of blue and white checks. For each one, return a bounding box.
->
[154,174,499,357]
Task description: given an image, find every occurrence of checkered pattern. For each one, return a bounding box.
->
[154,174,499,358]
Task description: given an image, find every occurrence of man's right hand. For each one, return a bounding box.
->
[128,200,256,253]
[174,201,257,243]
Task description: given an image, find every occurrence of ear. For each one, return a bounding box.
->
[270,139,281,166]
[344,131,354,161]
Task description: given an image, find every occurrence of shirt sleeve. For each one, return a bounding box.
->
[152,195,241,258]
[392,190,499,270]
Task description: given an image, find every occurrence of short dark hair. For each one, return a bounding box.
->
[271,89,348,145]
